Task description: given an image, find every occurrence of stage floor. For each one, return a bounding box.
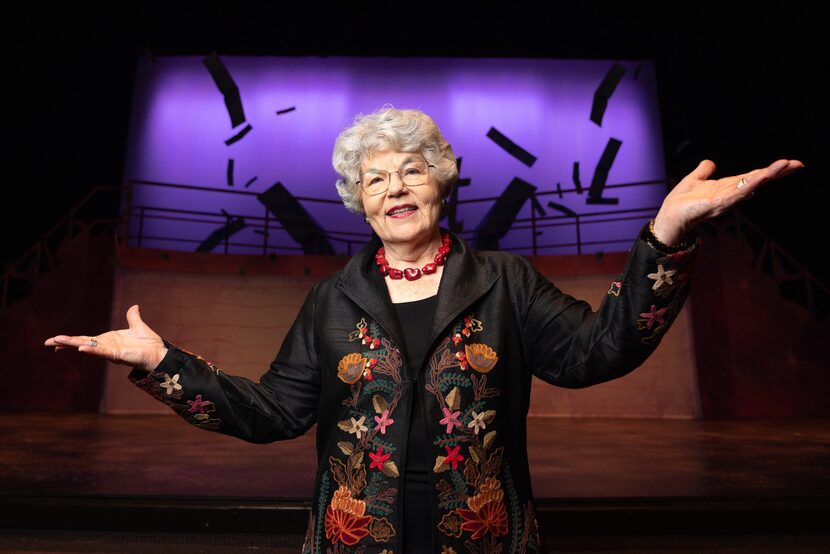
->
[1,413,829,552]
[2,413,828,499]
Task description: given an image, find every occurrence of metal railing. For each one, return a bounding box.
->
[3,177,826,321]
[122,177,672,257]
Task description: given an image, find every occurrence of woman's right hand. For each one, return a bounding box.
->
[44,304,168,372]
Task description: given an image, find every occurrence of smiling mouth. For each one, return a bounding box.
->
[387,205,417,217]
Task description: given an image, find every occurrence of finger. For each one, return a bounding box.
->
[689,159,717,182]
[49,335,98,348]
[126,304,145,330]
[78,343,118,361]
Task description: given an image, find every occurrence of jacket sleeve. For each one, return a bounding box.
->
[518,220,702,388]
[126,282,322,443]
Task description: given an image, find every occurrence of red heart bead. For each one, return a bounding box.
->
[388,268,403,279]
[422,263,437,274]
[403,267,421,281]
[434,253,445,265]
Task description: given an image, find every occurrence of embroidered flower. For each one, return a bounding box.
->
[440,406,462,434]
[468,410,487,435]
[455,351,468,371]
[647,263,677,291]
[438,510,463,538]
[640,304,668,328]
[373,409,394,434]
[607,280,622,296]
[457,500,509,539]
[443,445,465,470]
[186,394,210,414]
[324,488,372,545]
[368,445,391,470]
[452,333,463,345]
[441,546,458,554]
[368,517,396,543]
[346,415,368,439]
[363,357,377,381]
[159,373,182,395]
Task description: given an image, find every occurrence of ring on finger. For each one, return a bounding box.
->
[88,336,98,347]
[736,177,748,189]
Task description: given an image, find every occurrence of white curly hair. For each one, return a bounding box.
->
[332,104,459,214]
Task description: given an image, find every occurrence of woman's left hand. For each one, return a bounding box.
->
[652,158,805,246]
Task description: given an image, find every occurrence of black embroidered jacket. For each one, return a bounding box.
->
[128,221,701,553]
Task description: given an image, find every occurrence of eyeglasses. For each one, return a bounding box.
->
[357,160,435,196]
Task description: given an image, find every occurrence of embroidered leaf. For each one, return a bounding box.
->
[464,457,480,487]
[480,409,497,425]
[337,441,355,456]
[450,468,468,498]
[481,446,504,480]
[504,460,523,553]
[328,456,349,490]
[483,430,497,450]
[372,394,389,414]
[352,463,367,495]
[434,455,450,473]
[445,386,462,411]
[365,479,397,505]
[381,460,399,478]
[469,445,484,464]
[370,436,396,454]
[438,372,472,393]
[348,450,363,469]
[363,379,396,395]
[337,419,354,434]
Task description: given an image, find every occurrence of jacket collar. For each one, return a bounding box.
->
[335,227,500,380]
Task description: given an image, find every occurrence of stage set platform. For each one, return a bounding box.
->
[0,413,828,553]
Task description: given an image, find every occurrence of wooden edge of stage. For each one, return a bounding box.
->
[1,494,828,535]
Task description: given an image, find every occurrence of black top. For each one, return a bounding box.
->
[392,294,439,554]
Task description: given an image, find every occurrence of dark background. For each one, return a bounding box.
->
[3,4,823,282]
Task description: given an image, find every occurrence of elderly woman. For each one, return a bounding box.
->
[45,106,803,553]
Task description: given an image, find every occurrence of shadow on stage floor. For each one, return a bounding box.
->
[1,413,828,553]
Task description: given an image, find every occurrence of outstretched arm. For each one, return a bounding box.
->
[522,157,805,388]
[46,286,323,444]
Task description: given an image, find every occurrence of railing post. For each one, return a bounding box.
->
[262,206,270,255]
[531,203,538,256]
[224,214,230,254]
[575,215,582,255]
[138,207,145,247]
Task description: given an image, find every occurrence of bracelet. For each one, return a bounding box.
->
[644,219,691,253]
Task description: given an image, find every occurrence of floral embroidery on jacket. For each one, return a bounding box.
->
[637,239,700,344]
[310,319,404,548]
[128,370,221,431]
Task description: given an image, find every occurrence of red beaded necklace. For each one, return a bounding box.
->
[375,232,452,281]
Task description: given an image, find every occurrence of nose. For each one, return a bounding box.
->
[386,170,407,196]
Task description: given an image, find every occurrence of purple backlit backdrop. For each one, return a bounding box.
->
[123,56,667,255]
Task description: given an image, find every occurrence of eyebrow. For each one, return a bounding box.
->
[363,155,423,173]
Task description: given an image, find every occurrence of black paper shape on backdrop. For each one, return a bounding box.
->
[196,215,247,252]
[226,159,235,187]
[276,106,296,115]
[257,182,335,255]
[590,62,626,127]
[474,177,537,250]
[486,127,537,167]
[572,162,583,194]
[225,124,252,146]
[547,201,578,218]
[243,176,258,189]
[203,52,246,128]
[555,182,564,199]
[586,137,621,205]
[445,156,471,232]
[633,63,643,81]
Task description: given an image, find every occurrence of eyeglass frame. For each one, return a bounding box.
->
[356,161,437,196]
